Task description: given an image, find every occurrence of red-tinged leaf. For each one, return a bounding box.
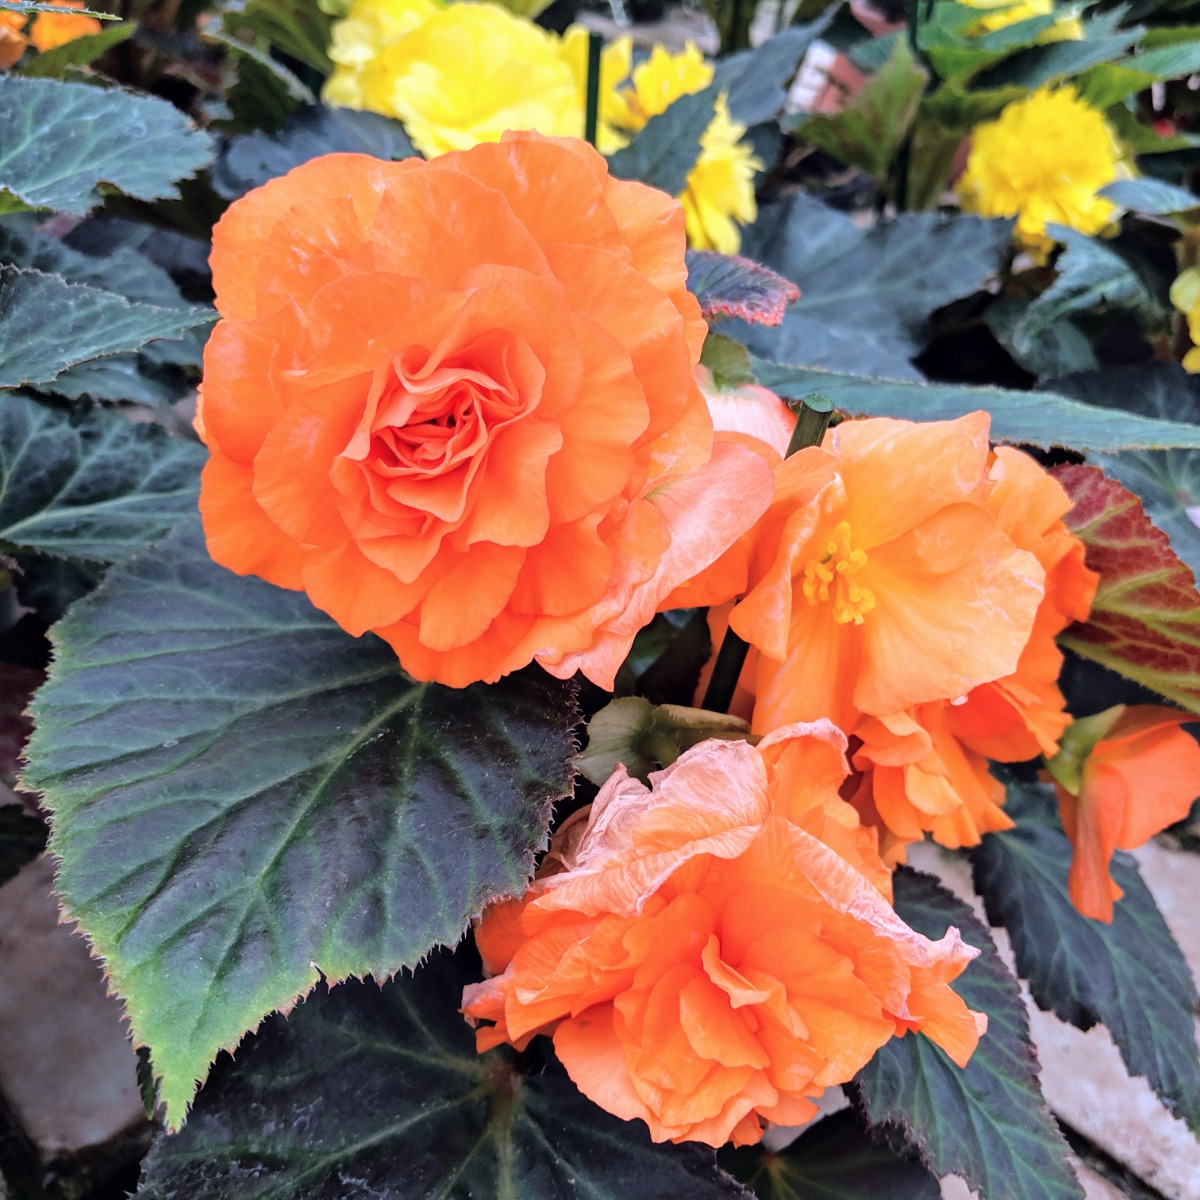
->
[1052,463,1200,714]
[686,250,800,326]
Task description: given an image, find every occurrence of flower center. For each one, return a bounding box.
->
[800,520,875,625]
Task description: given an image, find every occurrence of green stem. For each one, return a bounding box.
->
[701,393,832,714]
[584,31,602,148]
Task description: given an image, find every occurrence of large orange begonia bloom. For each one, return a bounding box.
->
[1048,705,1200,922]
[197,133,774,687]
[0,10,28,68]
[462,725,986,1147]
[29,0,101,51]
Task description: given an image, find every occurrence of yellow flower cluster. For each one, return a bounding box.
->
[957,85,1131,259]
[323,1,761,251]
[958,0,1082,42]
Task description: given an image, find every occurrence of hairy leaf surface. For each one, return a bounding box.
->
[852,869,1081,1200]
[0,76,211,215]
[973,783,1200,1131]
[135,950,749,1199]
[24,518,578,1127]
[0,395,203,561]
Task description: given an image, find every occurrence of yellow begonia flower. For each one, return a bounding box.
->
[615,42,763,253]
[324,1,581,155]
[1170,267,1200,373]
[325,0,442,109]
[958,0,1082,42]
[957,85,1131,260]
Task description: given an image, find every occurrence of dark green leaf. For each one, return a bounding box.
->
[1008,228,1165,360]
[24,516,578,1127]
[212,104,417,201]
[721,1109,939,1200]
[0,76,211,215]
[224,0,333,73]
[135,948,750,1199]
[974,11,1143,90]
[0,394,204,561]
[0,267,211,389]
[0,805,45,889]
[789,39,927,183]
[1054,364,1200,580]
[972,782,1200,1132]
[851,869,1082,1200]
[749,359,1200,451]
[208,27,315,133]
[607,83,720,198]
[16,20,132,77]
[1123,41,1200,79]
[734,197,1011,378]
[686,250,799,326]
[984,295,1099,379]
[713,15,835,126]
[1101,177,1200,216]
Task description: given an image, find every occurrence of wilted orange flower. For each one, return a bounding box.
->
[691,413,1045,732]
[848,446,1098,857]
[198,133,774,687]
[1048,705,1200,922]
[462,725,985,1147]
[0,10,28,68]
[30,0,101,51]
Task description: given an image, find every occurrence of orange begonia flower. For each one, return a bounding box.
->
[1048,705,1200,922]
[848,447,1097,857]
[692,413,1046,732]
[0,10,28,68]
[462,726,985,1147]
[30,0,101,51]
[197,133,774,687]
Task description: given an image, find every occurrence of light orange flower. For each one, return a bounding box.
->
[693,413,1045,732]
[30,0,101,51]
[1048,706,1200,922]
[847,447,1097,856]
[462,726,985,1147]
[197,133,774,687]
[0,10,28,68]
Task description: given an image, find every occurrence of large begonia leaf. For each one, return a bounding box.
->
[721,1110,939,1199]
[732,198,1011,378]
[23,517,578,1128]
[686,251,799,326]
[789,39,928,184]
[973,783,1200,1132]
[212,104,417,201]
[1053,364,1200,581]
[607,83,720,198]
[751,359,1200,451]
[0,267,213,390]
[135,949,750,1199]
[0,395,204,562]
[0,76,211,215]
[851,869,1082,1200]
[1051,463,1200,714]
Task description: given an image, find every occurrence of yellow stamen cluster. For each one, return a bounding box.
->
[802,521,876,625]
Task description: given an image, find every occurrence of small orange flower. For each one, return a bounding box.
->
[462,725,985,1147]
[198,133,774,687]
[1048,705,1200,922]
[0,10,28,68]
[30,0,101,51]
